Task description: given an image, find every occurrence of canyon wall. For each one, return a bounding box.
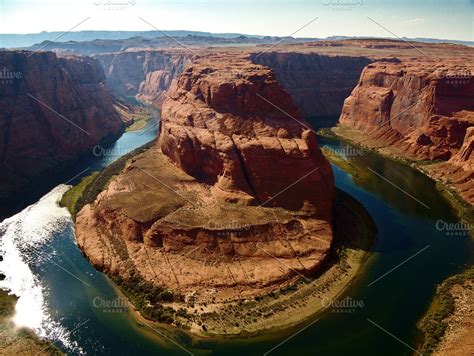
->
[0,50,126,201]
[98,49,372,120]
[159,55,334,216]
[76,55,335,301]
[337,59,473,203]
[97,50,193,104]
[424,126,474,204]
[339,61,473,161]
[251,52,372,119]
[451,127,474,171]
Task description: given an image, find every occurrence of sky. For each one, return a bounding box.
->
[0,0,472,41]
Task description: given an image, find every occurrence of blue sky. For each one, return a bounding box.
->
[0,0,472,40]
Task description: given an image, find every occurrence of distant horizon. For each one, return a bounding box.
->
[0,1,472,41]
[1,29,472,44]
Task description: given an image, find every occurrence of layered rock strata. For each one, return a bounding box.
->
[159,56,334,215]
[423,127,474,203]
[97,50,193,103]
[0,50,126,201]
[76,56,335,302]
[339,61,474,160]
[251,52,372,118]
[336,59,474,203]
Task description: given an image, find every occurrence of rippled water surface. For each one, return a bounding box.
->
[0,124,471,355]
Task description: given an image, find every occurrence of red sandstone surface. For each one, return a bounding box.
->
[339,61,474,161]
[74,40,474,303]
[97,50,194,104]
[159,55,334,215]
[334,46,473,203]
[0,50,128,200]
[423,127,474,204]
[76,55,335,301]
[66,39,473,335]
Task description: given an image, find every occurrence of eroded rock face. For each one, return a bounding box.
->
[424,127,474,204]
[159,55,334,217]
[337,59,474,204]
[251,52,372,118]
[451,127,474,171]
[0,50,126,199]
[339,61,474,161]
[97,50,193,103]
[75,148,333,302]
[76,56,335,302]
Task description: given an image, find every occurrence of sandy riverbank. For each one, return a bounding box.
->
[418,267,474,355]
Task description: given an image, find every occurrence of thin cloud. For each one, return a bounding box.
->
[402,18,425,26]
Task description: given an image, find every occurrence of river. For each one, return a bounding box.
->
[0,121,471,355]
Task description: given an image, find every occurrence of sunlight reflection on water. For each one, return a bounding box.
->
[0,184,81,353]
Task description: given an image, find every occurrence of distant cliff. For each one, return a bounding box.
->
[251,52,371,118]
[336,59,473,203]
[0,50,126,204]
[339,61,473,160]
[97,50,193,104]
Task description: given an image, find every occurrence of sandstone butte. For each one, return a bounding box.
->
[75,39,473,304]
[96,40,473,205]
[0,50,131,206]
[76,55,335,303]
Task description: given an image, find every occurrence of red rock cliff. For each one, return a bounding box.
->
[451,127,474,171]
[159,55,334,217]
[424,126,474,204]
[251,52,372,118]
[97,50,193,104]
[339,61,474,161]
[0,50,126,199]
[75,55,336,303]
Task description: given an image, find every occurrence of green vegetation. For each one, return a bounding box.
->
[111,274,190,326]
[126,111,153,132]
[418,267,474,354]
[0,288,63,355]
[324,126,474,355]
[322,147,362,177]
[322,126,474,235]
[60,141,155,219]
[60,172,99,216]
[321,126,419,166]
[198,189,377,335]
[435,181,474,236]
[320,146,372,188]
[317,127,337,139]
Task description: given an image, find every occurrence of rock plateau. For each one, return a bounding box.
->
[76,55,335,302]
